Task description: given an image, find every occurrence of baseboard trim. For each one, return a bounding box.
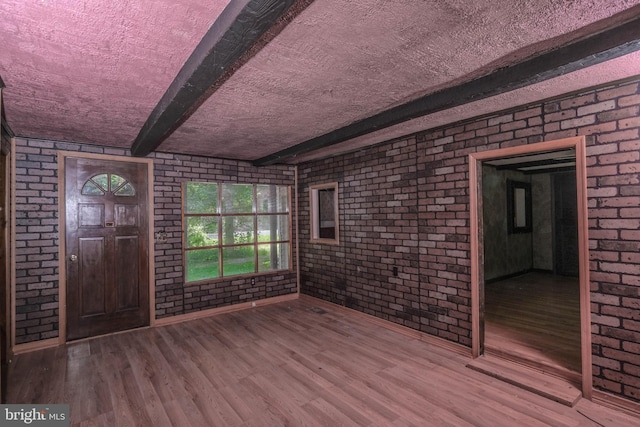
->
[592,389,640,416]
[12,294,300,352]
[12,338,59,355]
[154,293,299,327]
[301,295,471,357]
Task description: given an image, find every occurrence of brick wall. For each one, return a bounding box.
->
[14,138,62,343]
[298,77,640,402]
[13,139,297,344]
[299,139,422,330]
[583,82,640,402]
[152,153,297,317]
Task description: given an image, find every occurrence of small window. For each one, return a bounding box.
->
[507,179,532,234]
[310,182,339,244]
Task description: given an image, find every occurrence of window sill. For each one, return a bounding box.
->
[310,238,340,246]
[184,268,293,286]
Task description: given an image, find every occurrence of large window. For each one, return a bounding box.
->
[184,182,290,282]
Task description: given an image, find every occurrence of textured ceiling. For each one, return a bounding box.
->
[0,0,230,145]
[1,0,640,164]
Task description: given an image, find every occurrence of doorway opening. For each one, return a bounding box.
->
[469,136,592,398]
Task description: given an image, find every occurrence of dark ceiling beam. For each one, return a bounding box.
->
[254,15,640,166]
[131,0,314,157]
[1,75,14,143]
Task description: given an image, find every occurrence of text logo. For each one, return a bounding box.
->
[1,405,69,427]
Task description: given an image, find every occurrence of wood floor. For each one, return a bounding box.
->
[7,295,637,426]
[484,272,581,378]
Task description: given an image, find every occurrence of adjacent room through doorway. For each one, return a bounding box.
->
[481,155,581,380]
[469,137,592,398]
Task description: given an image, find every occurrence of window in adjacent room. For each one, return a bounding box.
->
[506,179,532,234]
[183,182,290,283]
[310,182,339,244]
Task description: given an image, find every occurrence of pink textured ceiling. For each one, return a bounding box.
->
[1,0,640,162]
[0,0,230,146]
[288,51,640,164]
[158,0,640,160]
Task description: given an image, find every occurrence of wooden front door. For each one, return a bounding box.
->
[65,157,149,341]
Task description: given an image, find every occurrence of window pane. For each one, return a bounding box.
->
[223,246,255,276]
[186,217,218,248]
[514,188,527,227]
[221,184,253,214]
[114,182,135,196]
[277,187,289,213]
[257,215,289,242]
[186,182,218,214]
[110,174,126,192]
[221,216,254,245]
[318,188,336,239]
[93,174,109,191]
[310,183,339,243]
[186,249,219,282]
[258,243,289,272]
[257,185,288,213]
[81,180,105,196]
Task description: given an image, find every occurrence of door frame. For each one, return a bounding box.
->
[58,151,155,344]
[1,136,11,403]
[469,136,592,398]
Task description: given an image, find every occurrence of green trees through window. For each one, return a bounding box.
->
[184,182,290,282]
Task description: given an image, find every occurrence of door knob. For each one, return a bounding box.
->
[69,254,78,262]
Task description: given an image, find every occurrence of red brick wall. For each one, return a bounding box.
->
[298,78,640,402]
[152,152,297,317]
[14,138,61,343]
[299,139,422,330]
[583,82,640,402]
[13,140,297,343]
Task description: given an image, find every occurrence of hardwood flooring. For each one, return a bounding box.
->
[485,272,581,378]
[7,296,637,426]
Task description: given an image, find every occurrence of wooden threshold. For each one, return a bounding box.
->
[467,355,582,407]
[484,345,582,387]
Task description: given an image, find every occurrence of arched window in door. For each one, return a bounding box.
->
[81,173,135,196]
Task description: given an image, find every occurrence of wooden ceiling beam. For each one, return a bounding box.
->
[131,0,313,157]
[254,15,640,166]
